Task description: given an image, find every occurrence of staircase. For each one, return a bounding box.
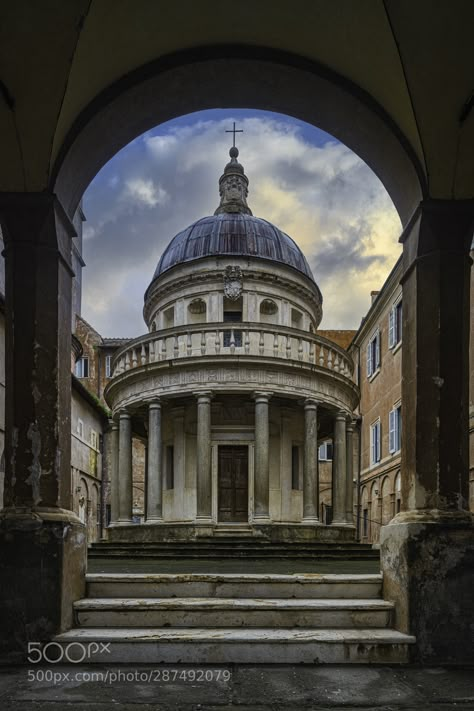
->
[54,572,415,663]
[89,538,380,560]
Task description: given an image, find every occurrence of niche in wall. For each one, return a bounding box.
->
[260,298,278,324]
[188,297,207,324]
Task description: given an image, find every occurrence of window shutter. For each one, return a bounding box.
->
[367,342,373,377]
[389,409,395,453]
[388,308,395,348]
[377,422,381,461]
[375,332,380,369]
[371,425,376,464]
[396,406,401,451]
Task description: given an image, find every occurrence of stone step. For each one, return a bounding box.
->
[86,573,383,599]
[74,597,394,628]
[88,543,379,559]
[90,536,376,552]
[89,550,379,561]
[54,627,415,664]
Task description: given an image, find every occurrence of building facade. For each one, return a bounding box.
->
[350,259,403,543]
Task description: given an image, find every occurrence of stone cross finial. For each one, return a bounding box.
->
[225,122,243,148]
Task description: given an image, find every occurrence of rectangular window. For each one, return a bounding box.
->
[165,445,174,489]
[366,330,380,378]
[90,430,98,450]
[389,300,402,348]
[223,311,242,347]
[77,418,84,438]
[389,405,402,454]
[370,420,381,465]
[291,445,300,490]
[318,441,333,461]
[105,354,112,378]
[75,356,89,378]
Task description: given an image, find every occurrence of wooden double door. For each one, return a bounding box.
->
[217,445,249,522]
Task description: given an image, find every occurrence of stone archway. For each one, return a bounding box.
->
[51,47,425,224]
[380,476,393,526]
[0,42,472,665]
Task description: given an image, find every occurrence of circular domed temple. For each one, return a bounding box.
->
[104,145,359,542]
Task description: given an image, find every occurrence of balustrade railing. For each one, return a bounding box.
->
[111,323,354,378]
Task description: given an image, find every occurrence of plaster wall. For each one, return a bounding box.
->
[352,262,403,542]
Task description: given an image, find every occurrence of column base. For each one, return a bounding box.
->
[0,509,87,663]
[195,515,214,525]
[144,516,164,524]
[380,510,474,664]
[115,518,134,526]
[252,514,271,523]
[331,519,355,528]
[302,516,322,525]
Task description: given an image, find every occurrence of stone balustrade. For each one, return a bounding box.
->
[110,323,354,380]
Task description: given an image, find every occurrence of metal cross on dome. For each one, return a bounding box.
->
[225,122,243,148]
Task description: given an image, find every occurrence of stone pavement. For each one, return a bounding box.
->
[0,664,473,710]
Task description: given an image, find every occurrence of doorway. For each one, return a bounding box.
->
[218,445,249,522]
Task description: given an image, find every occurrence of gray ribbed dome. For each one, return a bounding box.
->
[153,213,315,281]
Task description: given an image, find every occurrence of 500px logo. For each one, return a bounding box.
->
[28,642,111,664]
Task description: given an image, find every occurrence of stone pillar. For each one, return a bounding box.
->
[303,399,319,523]
[253,391,272,521]
[345,419,355,526]
[195,391,213,521]
[118,410,133,523]
[380,199,474,663]
[332,411,348,524]
[146,399,163,522]
[0,193,86,658]
[109,420,120,525]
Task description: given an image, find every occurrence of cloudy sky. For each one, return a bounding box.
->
[81,109,402,337]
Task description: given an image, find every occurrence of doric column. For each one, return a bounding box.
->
[303,399,319,522]
[253,391,272,521]
[109,420,120,525]
[332,411,348,524]
[118,410,133,523]
[345,419,356,526]
[146,399,163,522]
[195,391,213,521]
[146,399,163,523]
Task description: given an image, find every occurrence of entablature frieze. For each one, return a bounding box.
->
[105,360,359,418]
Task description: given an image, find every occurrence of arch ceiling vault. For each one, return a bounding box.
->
[0,0,473,225]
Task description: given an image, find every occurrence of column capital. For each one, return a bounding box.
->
[253,391,273,402]
[346,418,357,432]
[118,409,131,420]
[193,390,214,402]
[304,398,319,411]
[335,410,349,422]
[148,398,162,410]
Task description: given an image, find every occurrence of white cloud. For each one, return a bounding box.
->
[123,178,168,207]
[81,115,401,336]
